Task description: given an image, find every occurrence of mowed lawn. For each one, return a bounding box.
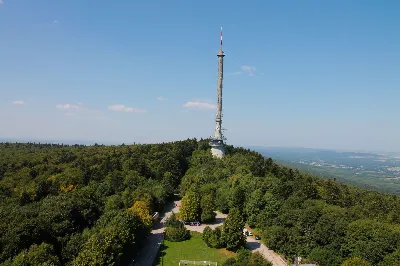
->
[155,232,235,266]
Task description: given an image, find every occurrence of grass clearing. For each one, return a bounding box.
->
[155,232,235,266]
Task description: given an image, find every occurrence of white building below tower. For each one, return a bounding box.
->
[211,141,225,158]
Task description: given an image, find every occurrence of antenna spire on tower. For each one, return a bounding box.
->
[220,26,223,49]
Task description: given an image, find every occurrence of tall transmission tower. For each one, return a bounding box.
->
[210,27,226,159]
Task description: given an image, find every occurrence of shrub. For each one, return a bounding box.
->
[164,213,190,242]
[165,213,182,228]
[202,226,225,248]
[165,226,190,242]
[202,226,213,247]
[222,257,237,266]
[223,249,272,266]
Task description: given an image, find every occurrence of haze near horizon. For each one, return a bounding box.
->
[1,0,399,152]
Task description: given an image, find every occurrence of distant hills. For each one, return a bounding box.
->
[250,146,400,195]
[0,138,123,146]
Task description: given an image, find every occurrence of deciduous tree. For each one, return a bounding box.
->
[180,191,200,221]
[129,200,153,228]
[201,193,216,223]
[341,257,371,266]
[222,207,246,251]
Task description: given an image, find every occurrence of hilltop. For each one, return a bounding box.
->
[0,140,400,265]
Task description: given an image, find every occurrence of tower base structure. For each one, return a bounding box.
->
[210,139,225,158]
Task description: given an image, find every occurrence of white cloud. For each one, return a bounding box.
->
[53,20,58,23]
[55,103,104,118]
[108,104,146,113]
[157,96,167,101]
[241,65,256,72]
[241,65,256,76]
[12,100,24,105]
[56,104,79,110]
[183,101,216,110]
[0,0,3,5]
[230,65,257,76]
[56,103,83,116]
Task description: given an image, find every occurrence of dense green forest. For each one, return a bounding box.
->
[178,147,400,265]
[0,140,199,265]
[1,140,400,265]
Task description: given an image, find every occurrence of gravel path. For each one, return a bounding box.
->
[245,236,288,266]
[132,200,288,266]
[131,200,179,266]
[184,210,227,232]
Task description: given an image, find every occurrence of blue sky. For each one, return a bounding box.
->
[1,0,399,152]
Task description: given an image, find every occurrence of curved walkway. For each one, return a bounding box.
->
[245,236,288,266]
[131,200,179,266]
[132,200,288,266]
